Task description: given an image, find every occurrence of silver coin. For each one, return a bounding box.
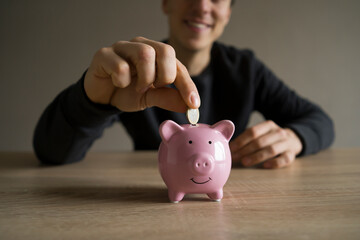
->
[186,108,200,125]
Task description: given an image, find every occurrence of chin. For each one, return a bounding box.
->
[183,38,212,52]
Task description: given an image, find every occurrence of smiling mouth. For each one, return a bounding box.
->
[190,177,212,184]
[185,20,212,30]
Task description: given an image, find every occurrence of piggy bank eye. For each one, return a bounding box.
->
[189,140,193,144]
[208,141,212,144]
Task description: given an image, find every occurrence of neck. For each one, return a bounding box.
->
[168,39,212,76]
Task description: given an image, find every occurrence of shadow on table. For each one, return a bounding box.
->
[35,185,171,204]
[35,185,222,204]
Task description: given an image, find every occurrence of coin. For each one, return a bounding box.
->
[186,108,199,125]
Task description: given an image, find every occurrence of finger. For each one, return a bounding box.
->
[263,151,295,169]
[131,37,177,88]
[86,48,132,105]
[112,41,156,93]
[231,151,242,164]
[173,59,201,109]
[145,87,187,113]
[230,120,278,153]
[235,128,287,158]
[91,47,132,88]
[241,140,289,167]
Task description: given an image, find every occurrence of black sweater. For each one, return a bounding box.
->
[33,42,335,165]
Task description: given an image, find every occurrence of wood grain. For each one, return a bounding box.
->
[0,149,359,240]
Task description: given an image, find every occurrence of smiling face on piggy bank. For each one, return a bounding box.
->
[158,120,235,203]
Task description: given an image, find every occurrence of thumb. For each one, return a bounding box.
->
[145,87,188,113]
[173,60,201,109]
[143,59,201,112]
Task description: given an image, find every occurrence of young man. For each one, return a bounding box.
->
[33,0,334,168]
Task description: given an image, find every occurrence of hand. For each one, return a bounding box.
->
[84,36,200,112]
[229,120,303,169]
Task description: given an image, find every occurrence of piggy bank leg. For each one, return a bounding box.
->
[168,190,185,203]
[207,189,223,202]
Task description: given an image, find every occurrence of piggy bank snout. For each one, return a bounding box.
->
[190,154,215,176]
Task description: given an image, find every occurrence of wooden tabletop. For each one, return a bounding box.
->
[0,149,359,240]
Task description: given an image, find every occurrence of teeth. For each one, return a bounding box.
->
[188,21,207,29]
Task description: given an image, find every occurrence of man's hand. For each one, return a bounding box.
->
[229,120,303,169]
[84,37,200,112]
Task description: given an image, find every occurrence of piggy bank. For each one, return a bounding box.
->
[158,120,235,203]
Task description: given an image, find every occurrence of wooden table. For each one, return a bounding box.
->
[0,149,359,239]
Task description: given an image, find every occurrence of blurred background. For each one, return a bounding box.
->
[0,0,359,152]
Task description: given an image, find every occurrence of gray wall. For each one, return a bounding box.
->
[0,0,359,152]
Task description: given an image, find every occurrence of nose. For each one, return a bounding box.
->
[190,154,215,176]
[193,0,211,14]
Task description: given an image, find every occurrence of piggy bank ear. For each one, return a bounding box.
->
[159,120,183,143]
[211,120,235,141]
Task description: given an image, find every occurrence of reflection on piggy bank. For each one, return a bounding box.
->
[158,120,235,203]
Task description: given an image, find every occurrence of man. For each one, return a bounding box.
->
[33,0,334,168]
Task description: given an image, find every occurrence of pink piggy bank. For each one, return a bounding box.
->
[158,120,235,203]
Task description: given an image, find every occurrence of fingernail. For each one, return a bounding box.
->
[242,158,251,166]
[190,91,200,108]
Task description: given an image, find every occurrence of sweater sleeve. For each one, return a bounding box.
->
[33,72,121,165]
[252,55,335,156]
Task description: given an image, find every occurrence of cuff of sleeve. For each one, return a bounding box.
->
[63,71,121,127]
